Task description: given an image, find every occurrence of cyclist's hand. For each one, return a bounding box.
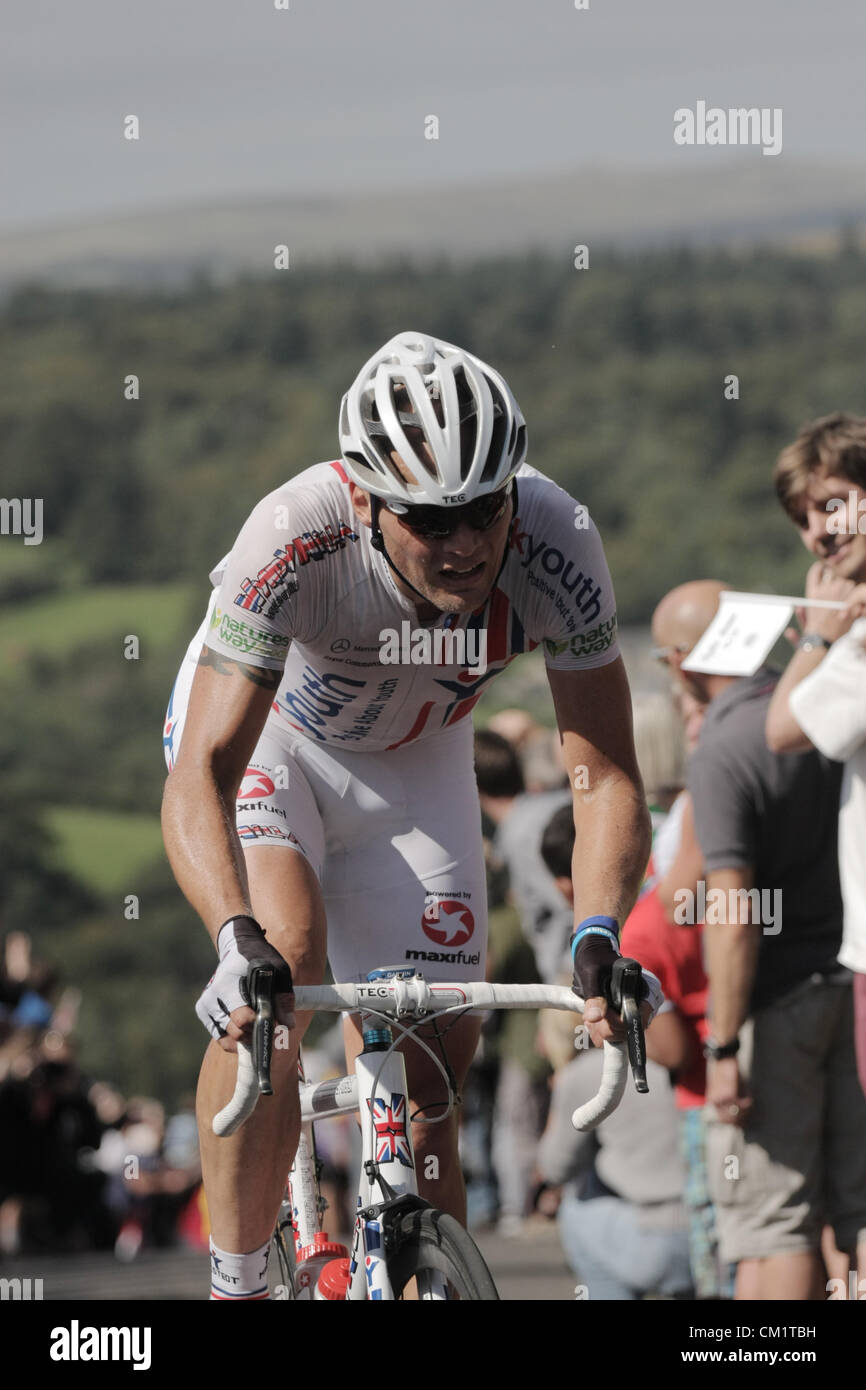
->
[195,915,294,1052]
[572,933,661,1047]
[583,995,654,1048]
[707,1057,752,1128]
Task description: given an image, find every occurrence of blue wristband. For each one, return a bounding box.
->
[571,916,620,959]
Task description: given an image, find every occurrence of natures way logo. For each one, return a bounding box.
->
[49,1321,152,1371]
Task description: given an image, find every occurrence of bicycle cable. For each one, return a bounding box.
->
[408,1014,461,1125]
[355,1000,483,1188]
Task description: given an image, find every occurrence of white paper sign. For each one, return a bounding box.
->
[680,591,849,676]
[679,593,791,676]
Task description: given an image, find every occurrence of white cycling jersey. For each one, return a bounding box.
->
[164,459,619,766]
[164,459,621,982]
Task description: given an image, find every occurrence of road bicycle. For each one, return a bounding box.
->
[214,961,647,1300]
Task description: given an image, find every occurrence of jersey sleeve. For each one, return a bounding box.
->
[515,478,620,672]
[203,491,298,671]
[789,619,866,763]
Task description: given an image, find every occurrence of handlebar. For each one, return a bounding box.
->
[213,974,650,1139]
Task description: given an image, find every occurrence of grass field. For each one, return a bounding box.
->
[43,806,165,895]
[0,581,198,671]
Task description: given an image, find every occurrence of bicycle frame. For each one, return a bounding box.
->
[215,968,660,1299]
[281,1022,437,1301]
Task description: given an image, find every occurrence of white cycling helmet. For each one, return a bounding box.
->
[339,331,527,509]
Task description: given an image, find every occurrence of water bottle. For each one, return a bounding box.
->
[293,1233,350,1299]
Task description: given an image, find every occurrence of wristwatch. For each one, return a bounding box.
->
[797,632,832,654]
[703,1036,741,1061]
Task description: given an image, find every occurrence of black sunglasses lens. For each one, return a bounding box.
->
[402,487,509,538]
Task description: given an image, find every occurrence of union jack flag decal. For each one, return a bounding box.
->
[367,1092,414,1168]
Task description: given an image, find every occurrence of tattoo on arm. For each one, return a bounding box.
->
[197,646,282,690]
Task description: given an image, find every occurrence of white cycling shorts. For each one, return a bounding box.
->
[164,643,487,985]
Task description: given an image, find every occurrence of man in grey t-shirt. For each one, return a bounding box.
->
[652,579,866,1301]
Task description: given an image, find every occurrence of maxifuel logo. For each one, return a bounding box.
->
[49,1320,152,1370]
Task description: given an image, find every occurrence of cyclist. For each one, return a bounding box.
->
[161,332,656,1299]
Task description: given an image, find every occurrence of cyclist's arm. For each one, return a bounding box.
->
[161,646,282,945]
[548,658,651,931]
[547,658,653,1040]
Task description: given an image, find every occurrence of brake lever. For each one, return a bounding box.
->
[243,959,280,1097]
[609,957,649,1094]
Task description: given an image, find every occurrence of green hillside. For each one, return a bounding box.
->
[0,580,197,673]
[42,807,165,897]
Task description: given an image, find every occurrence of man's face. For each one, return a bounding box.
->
[650,618,706,703]
[358,484,514,615]
[795,472,866,582]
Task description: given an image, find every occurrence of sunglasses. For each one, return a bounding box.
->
[650,643,692,665]
[385,483,513,540]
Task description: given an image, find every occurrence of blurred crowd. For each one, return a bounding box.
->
[0,933,203,1260]
[456,412,866,1303]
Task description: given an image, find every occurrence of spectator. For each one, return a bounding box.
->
[0,1048,114,1252]
[654,577,866,1300]
[475,728,572,983]
[767,412,866,1100]
[537,806,692,1300]
[617,688,736,1297]
[473,728,559,1233]
[537,1051,693,1300]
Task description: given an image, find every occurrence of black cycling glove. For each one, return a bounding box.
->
[195,915,293,1041]
[571,926,621,1005]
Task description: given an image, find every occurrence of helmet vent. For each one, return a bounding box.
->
[480,376,508,484]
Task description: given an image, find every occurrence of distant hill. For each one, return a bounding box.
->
[2,161,865,291]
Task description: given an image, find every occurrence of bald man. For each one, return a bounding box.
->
[650,580,729,705]
[650,581,865,1301]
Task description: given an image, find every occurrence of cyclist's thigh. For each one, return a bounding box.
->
[232,728,329,988]
[322,719,488,987]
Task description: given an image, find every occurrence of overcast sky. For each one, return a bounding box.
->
[3,0,866,228]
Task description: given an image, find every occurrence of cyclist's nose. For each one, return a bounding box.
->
[442,521,486,557]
